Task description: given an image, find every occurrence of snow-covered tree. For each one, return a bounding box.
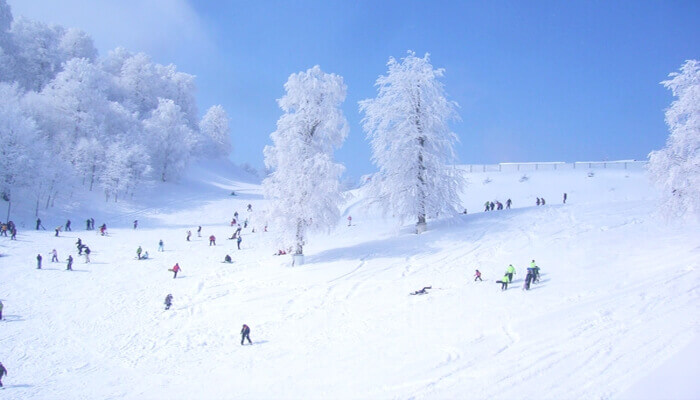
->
[359,51,463,233]
[144,98,194,182]
[0,83,40,205]
[648,60,700,219]
[262,65,348,256]
[198,105,231,158]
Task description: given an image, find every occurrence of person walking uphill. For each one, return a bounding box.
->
[474,269,482,282]
[241,324,252,345]
[66,255,73,271]
[137,246,143,260]
[506,264,516,282]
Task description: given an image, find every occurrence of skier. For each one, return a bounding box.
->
[133,220,138,229]
[241,324,252,345]
[158,239,164,252]
[54,226,62,237]
[474,269,482,282]
[0,300,3,319]
[506,264,516,282]
[0,362,6,388]
[563,192,567,204]
[506,199,512,209]
[170,263,181,278]
[237,236,242,250]
[224,254,233,263]
[411,286,432,295]
[347,215,352,226]
[36,254,42,269]
[137,246,143,260]
[84,247,91,263]
[209,235,216,246]
[164,294,173,310]
[51,249,58,263]
[186,230,192,241]
[99,224,107,236]
[65,219,72,231]
[66,255,74,270]
[197,226,202,237]
[497,274,510,290]
[36,218,41,230]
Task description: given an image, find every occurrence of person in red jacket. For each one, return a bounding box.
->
[209,235,216,246]
[170,263,181,279]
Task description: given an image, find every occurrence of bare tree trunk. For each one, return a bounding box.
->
[295,219,304,255]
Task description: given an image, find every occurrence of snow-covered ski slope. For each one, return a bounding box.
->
[1,161,698,399]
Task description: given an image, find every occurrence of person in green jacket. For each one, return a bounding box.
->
[498,274,510,290]
[136,246,143,260]
[530,260,540,283]
[506,264,516,282]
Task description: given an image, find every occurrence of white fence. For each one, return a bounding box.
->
[461,160,647,173]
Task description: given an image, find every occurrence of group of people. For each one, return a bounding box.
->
[0,221,17,240]
[487,260,541,291]
[484,199,512,212]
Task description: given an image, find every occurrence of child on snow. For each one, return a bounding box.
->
[474,269,482,281]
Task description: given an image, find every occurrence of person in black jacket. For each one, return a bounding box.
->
[37,253,42,269]
[0,362,7,387]
[66,255,73,270]
[164,294,173,310]
[241,324,252,345]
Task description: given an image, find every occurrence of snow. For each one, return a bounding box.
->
[1,161,698,399]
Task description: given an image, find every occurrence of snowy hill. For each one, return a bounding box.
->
[1,162,699,399]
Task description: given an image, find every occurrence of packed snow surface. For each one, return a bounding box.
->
[1,162,698,399]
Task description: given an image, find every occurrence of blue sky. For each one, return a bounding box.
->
[10,0,700,181]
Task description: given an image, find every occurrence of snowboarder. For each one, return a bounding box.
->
[523,269,533,290]
[347,215,352,226]
[0,362,6,388]
[506,199,512,209]
[66,255,73,270]
[497,274,510,290]
[51,249,58,263]
[237,236,242,250]
[36,254,42,269]
[224,254,232,263]
[506,264,516,282]
[197,226,202,237]
[411,286,432,295]
[241,324,252,345]
[209,235,216,246]
[84,247,91,263]
[530,260,540,283]
[65,219,72,231]
[164,294,173,310]
[563,193,567,204]
[186,231,192,241]
[474,269,482,282]
[133,220,138,229]
[137,246,143,260]
[170,263,181,278]
[142,251,149,260]
[158,239,164,252]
